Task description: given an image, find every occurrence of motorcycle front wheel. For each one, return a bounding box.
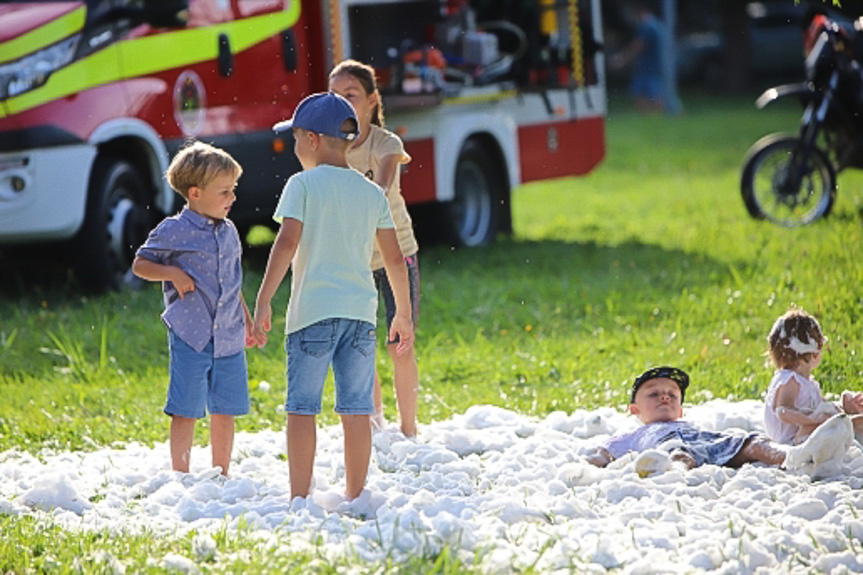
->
[741,134,837,226]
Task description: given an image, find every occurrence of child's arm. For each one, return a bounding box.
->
[240,295,257,348]
[774,377,832,426]
[132,256,195,298]
[376,227,414,355]
[584,446,613,467]
[253,218,302,345]
[372,154,400,192]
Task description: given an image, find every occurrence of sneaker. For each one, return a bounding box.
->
[370,410,386,432]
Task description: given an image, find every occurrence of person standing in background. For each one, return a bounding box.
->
[610,2,666,112]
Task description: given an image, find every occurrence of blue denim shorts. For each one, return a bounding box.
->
[373,253,420,344]
[661,428,758,467]
[286,318,376,415]
[165,330,250,418]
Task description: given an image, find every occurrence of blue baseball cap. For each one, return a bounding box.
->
[273,92,358,140]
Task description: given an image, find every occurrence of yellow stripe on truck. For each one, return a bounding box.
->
[0,6,86,64]
[4,5,301,116]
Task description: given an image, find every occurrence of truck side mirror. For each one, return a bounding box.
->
[218,34,234,76]
[282,30,298,72]
[139,0,190,28]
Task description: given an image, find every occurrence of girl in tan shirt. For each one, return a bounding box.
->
[330,59,420,437]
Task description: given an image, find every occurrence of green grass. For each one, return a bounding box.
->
[2,91,863,571]
[0,515,471,573]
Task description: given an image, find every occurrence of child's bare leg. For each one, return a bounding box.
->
[388,343,418,437]
[727,437,786,467]
[370,367,386,431]
[210,414,234,476]
[793,422,821,445]
[669,449,696,469]
[851,414,863,439]
[341,414,371,499]
[170,415,196,473]
[373,368,384,415]
[287,414,316,499]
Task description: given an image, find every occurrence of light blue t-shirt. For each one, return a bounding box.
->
[274,164,394,334]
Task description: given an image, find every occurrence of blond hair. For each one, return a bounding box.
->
[295,123,357,153]
[166,141,242,200]
[767,309,825,370]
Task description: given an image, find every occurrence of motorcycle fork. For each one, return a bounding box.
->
[787,71,838,193]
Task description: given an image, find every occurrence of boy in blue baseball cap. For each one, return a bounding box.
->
[253,92,414,501]
[585,366,788,470]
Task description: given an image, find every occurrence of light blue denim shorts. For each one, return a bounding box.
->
[166,330,249,419]
[286,318,376,415]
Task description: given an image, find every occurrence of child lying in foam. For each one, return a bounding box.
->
[586,367,787,470]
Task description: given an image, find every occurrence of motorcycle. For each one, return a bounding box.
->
[741,16,863,226]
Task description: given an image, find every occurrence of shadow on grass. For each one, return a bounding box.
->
[416,235,739,329]
[0,232,765,428]
[0,244,81,303]
[0,240,266,305]
[2,234,740,315]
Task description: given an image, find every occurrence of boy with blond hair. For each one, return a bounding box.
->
[133,141,253,476]
[253,92,414,500]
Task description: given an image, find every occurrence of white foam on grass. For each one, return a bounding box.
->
[2,399,863,573]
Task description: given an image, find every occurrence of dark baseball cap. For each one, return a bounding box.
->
[273,92,358,140]
[630,366,690,403]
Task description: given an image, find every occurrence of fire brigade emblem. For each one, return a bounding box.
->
[173,70,206,136]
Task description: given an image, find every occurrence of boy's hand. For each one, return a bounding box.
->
[252,304,272,347]
[170,268,195,298]
[252,327,267,348]
[244,320,258,348]
[388,313,414,356]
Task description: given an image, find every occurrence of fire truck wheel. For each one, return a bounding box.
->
[443,141,504,247]
[72,157,153,292]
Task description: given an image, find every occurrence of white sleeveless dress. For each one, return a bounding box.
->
[763,369,824,444]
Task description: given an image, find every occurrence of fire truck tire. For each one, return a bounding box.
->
[71,157,153,292]
[442,141,504,247]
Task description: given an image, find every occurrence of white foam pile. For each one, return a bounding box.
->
[3,400,863,573]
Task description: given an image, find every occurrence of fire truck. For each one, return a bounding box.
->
[0,0,606,290]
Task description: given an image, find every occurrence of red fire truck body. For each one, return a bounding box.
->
[0,0,605,289]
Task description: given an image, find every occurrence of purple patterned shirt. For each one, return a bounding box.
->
[136,207,245,358]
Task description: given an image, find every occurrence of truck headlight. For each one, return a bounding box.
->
[0,34,80,101]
